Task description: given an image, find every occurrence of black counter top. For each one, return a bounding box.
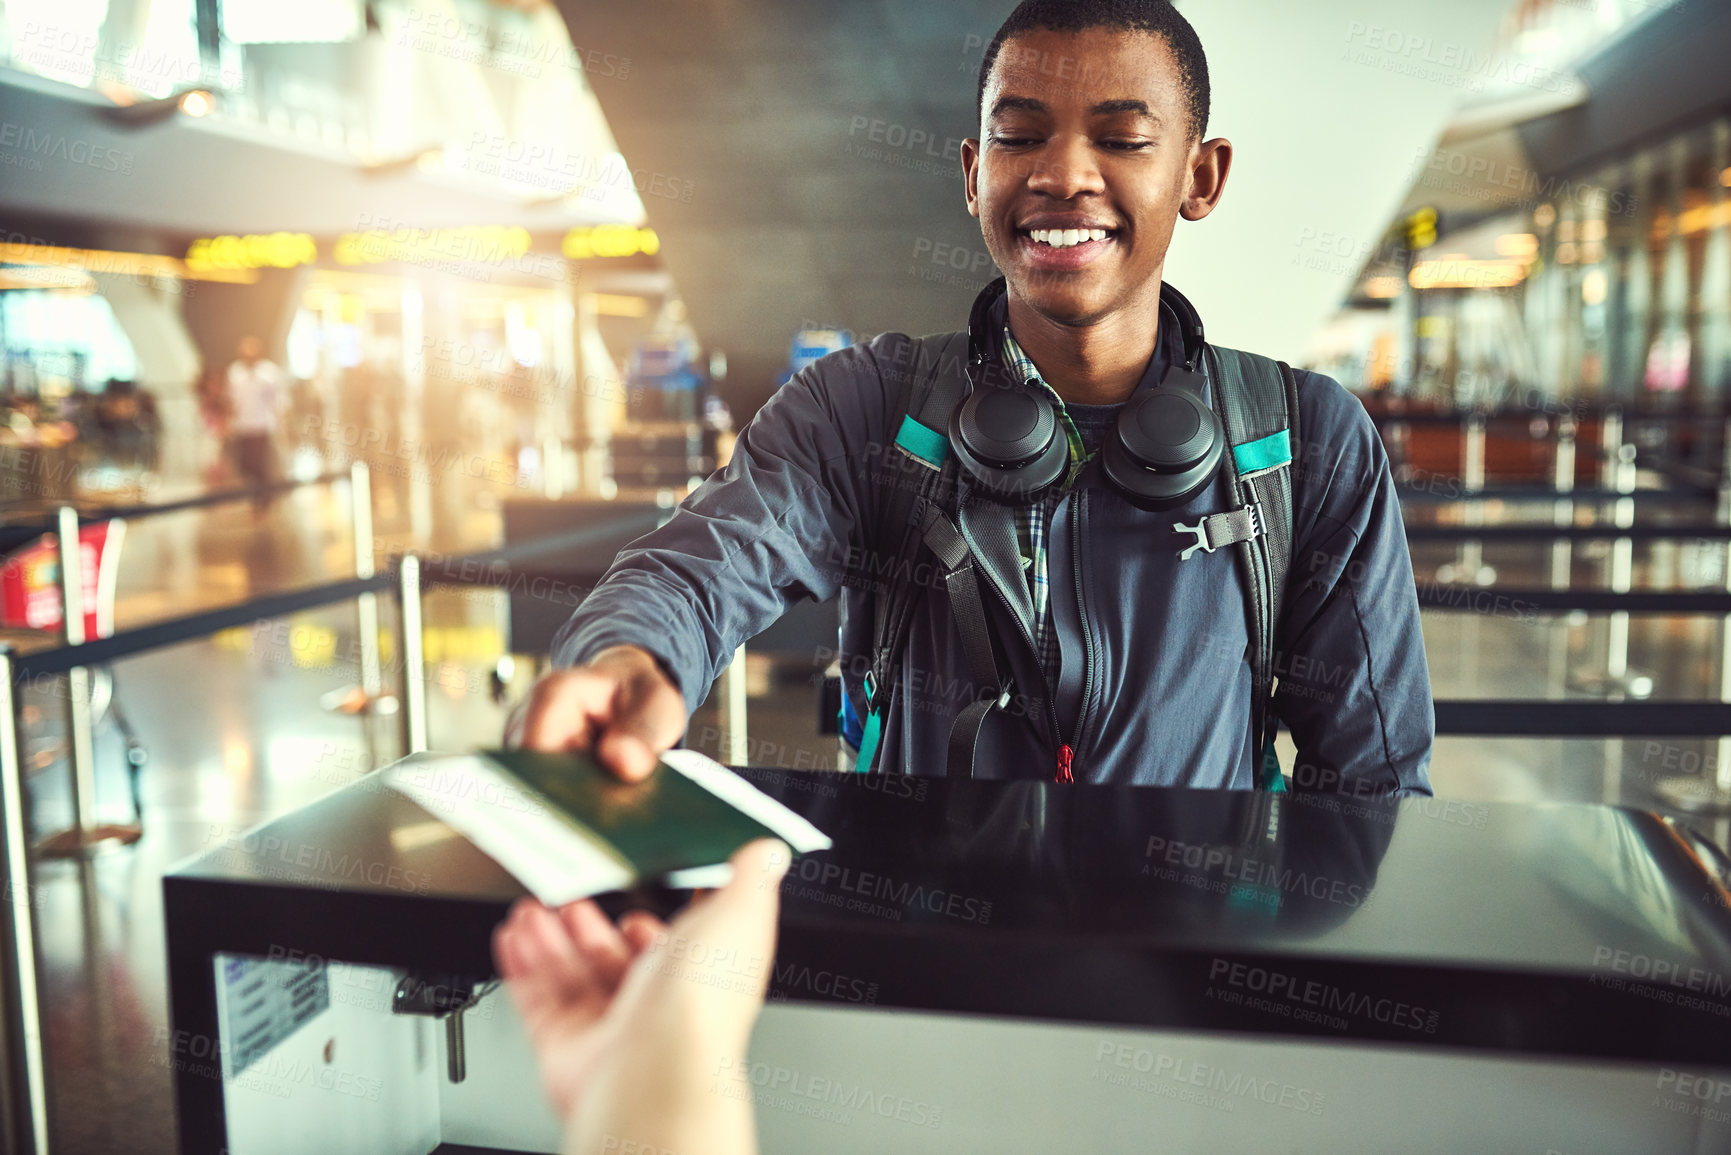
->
[734,770,1731,1065]
[167,765,1731,1068]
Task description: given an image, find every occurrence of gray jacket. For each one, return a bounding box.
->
[554,318,1434,795]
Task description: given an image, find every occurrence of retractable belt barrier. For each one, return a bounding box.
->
[1405,522,1731,543]
[1397,485,1713,504]
[1368,407,1731,428]
[1417,587,1731,614]
[7,515,658,680]
[0,470,352,530]
[1432,700,1731,737]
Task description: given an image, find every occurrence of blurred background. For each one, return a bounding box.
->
[2,0,1731,1150]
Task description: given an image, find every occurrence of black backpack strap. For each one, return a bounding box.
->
[1204,346,1300,792]
[855,333,971,772]
[919,505,1008,779]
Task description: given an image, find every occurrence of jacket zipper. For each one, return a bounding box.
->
[976,555,1064,781]
[1064,488,1097,784]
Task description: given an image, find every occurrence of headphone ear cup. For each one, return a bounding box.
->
[948,390,1069,503]
[1101,388,1225,511]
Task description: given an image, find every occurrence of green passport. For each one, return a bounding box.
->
[386,747,831,905]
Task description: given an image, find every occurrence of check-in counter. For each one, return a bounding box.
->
[164,762,1731,1154]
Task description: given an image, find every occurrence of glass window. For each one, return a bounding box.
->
[2,0,111,87]
[220,0,363,45]
[0,289,139,391]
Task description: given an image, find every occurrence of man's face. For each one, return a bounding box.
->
[963,27,1222,327]
[238,337,262,364]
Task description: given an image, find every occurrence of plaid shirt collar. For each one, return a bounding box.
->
[1000,327,1084,677]
[999,329,1090,472]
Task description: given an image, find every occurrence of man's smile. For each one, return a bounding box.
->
[1015,220,1121,269]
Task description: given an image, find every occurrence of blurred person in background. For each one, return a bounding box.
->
[95,378,160,474]
[227,335,286,516]
[341,357,410,515]
[492,838,787,1155]
[286,375,325,464]
[196,362,233,486]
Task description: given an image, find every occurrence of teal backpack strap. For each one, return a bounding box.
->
[852,333,970,772]
[1204,346,1301,792]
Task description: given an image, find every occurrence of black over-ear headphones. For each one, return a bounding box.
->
[947,277,1223,511]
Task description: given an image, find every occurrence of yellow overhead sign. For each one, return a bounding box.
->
[187,233,318,271]
[562,225,659,260]
[1,241,256,284]
[1409,258,1528,291]
[1404,208,1438,252]
[334,226,533,266]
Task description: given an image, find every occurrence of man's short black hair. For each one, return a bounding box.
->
[977,0,1210,140]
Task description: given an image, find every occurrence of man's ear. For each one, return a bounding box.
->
[962,137,982,219]
[1180,137,1232,222]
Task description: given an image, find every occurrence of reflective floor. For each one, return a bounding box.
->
[19,477,1731,1154]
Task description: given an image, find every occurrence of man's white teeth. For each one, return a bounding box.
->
[1029,228,1110,248]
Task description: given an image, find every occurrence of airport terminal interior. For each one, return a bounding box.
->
[2,0,1731,1152]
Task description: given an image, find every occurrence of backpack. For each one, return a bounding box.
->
[847,332,1300,789]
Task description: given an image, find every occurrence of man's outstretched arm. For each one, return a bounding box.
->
[514,339,900,773]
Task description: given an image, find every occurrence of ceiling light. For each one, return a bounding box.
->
[364,146,445,178]
[1495,233,1539,258]
[104,86,215,127]
[1362,276,1403,299]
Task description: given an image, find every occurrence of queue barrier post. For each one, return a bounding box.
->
[1719,416,1731,524]
[1655,416,1731,813]
[354,462,383,702]
[542,436,565,501]
[1598,408,1626,645]
[1436,414,1495,585]
[321,462,399,727]
[721,645,749,767]
[1567,421,1654,702]
[36,507,139,858]
[1547,416,1579,696]
[1607,443,1640,686]
[1388,416,1409,477]
[0,645,50,1155]
[1594,406,1624,603]
[1599,408,1624,492]
[397,555,428,757]
[1551,416,1577,589]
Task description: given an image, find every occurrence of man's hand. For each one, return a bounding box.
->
[509,645,686,782]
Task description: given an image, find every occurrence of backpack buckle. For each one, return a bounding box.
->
[1174,505,1263,561]
[1174,520,1214,561]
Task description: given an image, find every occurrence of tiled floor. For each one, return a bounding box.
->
[16,474,1731,1153]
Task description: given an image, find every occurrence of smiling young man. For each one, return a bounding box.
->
[519,0,1434,797]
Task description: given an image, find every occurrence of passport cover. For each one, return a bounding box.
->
[386,748,830,905]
